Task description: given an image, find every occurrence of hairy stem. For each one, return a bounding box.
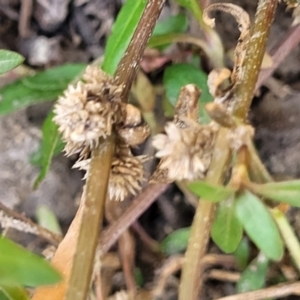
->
[232,0,278,121]
[179,128,231,300]
[115,0,166,100]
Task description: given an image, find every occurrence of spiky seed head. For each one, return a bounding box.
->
[53,65,125,156]
[151,121,216,182]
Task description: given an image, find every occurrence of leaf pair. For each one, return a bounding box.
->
[189,181,284,261]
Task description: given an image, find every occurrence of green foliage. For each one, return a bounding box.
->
[234,238,250,270]
[36,205,62,235]
[102,0,147,75]
[161,227,191,255]
[237,253,269,293]
[33,112,64,189]
[249,180,300,207]
[0,64,85,115]
[0,285,29,300]
[0,236,61,286]
[211,198,243,253]
[235,191,284,261]
[149,14,188,51]
[0,50,24,75]
[163,63,212,123]
[173,0,199,11]
[152,14,188,36]
[173,0,203,24]
[134,268,144,287]
[188,181,235,202]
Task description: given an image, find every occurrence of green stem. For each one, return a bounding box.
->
[149,32,223,68]
[232,0,278,121]
[190,0,204,25]
[247,141,273,183]
[271,208,300,271]
[179,128,231,299]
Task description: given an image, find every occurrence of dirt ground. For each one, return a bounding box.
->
[1,0,300,299]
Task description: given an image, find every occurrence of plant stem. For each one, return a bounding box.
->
[100,183,169,255]
[0,201,61,245]
[232,0,278,121]
[115,0,166,100]
[271,208,300,271]
[179,128,231,300]
[65,135,115,300]
[246,141,273,183]
[65,1,166,299]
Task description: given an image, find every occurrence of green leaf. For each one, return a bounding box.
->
[173,0,203,24]
[188,181,235,202]
[212,198,243,253]
[0,50,24,75]
[249,180,300,207]
[235,191,284,261]
[234,238,250,270]
[36,205,62,235]
[237,253,269,293]
[102,0,147,75]
[173,0,195,10]
[134,268,144,287]
[33,112,63,189]
[161,227,191,255]
[163,63,213,123]
[0,285,29,300]
[149,14,189,51]
[0,64,85,115]
[21,64,85,91]
[152,14,188,36]
[0,236,61,286]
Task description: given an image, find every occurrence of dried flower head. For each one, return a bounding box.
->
[151,121,216,182]
[53,65,125,156]
[108,143,147,201]
[73,143,147,201]
[151,84,217,182]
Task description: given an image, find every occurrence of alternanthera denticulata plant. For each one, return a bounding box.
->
[50,1,300,300]
[1,0,300,299]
